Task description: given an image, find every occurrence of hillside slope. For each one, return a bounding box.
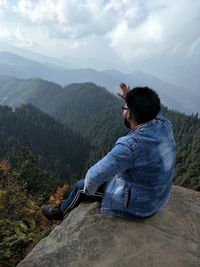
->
[0,104,90,181]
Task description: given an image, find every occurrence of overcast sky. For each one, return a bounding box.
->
[0,0,199,88]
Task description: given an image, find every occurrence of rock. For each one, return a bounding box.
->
[18,185,200,267]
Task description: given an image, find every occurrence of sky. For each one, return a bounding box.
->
[0,0,200,88]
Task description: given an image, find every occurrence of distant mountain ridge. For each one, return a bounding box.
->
[0,76,63,111]
[0,51,199,115]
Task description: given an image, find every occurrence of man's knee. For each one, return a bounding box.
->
[75,179,85,191]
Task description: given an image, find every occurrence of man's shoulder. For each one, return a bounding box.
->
[116,115,173,147]
[156,114,173,127]
[116,133,140,151]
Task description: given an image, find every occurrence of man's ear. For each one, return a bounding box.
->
[127,110,132,120]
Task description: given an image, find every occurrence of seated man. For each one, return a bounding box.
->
[42,83,176,221]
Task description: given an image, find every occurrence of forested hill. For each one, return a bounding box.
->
[0,77,126,161]
[0,77,199,191]
[160,107,200,191]
[0,76,63,114]
[0,104,90,194]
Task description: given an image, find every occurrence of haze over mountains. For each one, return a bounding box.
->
[0,51,199,115]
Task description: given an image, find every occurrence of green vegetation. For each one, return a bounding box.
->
[161,107,200,191]
[0,104,90,183]
[0,154,50,266]
[0,148,70,266]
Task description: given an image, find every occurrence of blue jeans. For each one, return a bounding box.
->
[60,179,104,213]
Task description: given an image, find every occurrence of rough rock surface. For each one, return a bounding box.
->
[18,185,200,267]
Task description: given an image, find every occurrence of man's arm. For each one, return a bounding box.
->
[84,137,134,195]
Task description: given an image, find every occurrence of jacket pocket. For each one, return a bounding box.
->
[124,187,131,208]
[124,186,137,213]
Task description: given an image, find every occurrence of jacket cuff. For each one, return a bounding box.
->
[84,181,98,196]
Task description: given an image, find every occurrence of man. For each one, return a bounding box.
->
[42,83,176,221]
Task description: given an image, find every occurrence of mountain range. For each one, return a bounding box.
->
[0,51,199,115]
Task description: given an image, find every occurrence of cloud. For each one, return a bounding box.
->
[0,26,10,40]
[1,0,149,38]
[108,0,200,61]
[188,36,200,57]
[109,16,163,61]
[0,0,199,64]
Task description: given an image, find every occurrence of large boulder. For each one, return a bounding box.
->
[18,185,200,267]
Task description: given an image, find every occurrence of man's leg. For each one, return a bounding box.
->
[61,179,105,212]
[60,179,86,212]
[42,179,104,221]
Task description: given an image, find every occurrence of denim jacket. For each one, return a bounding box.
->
[84,115,176,218]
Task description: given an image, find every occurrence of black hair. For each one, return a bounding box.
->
[126,87,161,124]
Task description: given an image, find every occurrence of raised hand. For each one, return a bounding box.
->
[117,83,130,99]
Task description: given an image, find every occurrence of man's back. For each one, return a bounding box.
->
[93,115,176,218]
